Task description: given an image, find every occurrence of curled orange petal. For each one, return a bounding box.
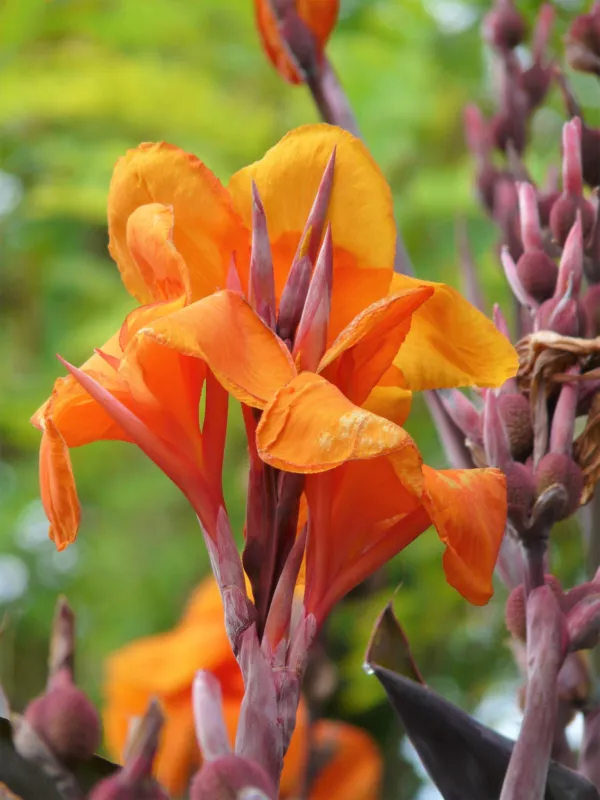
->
[141,290,296,408]
[108,142,244,304]
[257,372,419,472]
[126,203,191,303]
[319,287,433,405]
[391,273,519,391]
[255,0,339,84]
[39,417,81,551]
[422,465,508,605]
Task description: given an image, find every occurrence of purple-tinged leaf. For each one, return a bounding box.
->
[364,603,424,684]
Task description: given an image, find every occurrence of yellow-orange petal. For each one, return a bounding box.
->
[39,418,81,551]
[422,465,507,605]
[256,371,420,473]
[141,290,296,409]
[319,287,433,405]
[125,203,191,303]
[363,365,413,426]
[228,125,396,302]
[390,273,519,391]
[108,142,244,304]
[308,721,383,800]
[254,0,340,85]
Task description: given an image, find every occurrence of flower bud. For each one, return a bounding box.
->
[505,575,563,641]
[490,111,526,155]
[190,755,277,800]
[515,252,557,303]
[535,452,584,520]
[23,667,100,765]
[550,194,595,247]
[537,190,560,228]
[498,393,534,462]
[505,462,536,529]
[483,0,526,50]
[536,295,583,336]
[565,9,600,77]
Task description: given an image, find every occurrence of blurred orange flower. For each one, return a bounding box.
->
[104,577,382,799]
[254,0,339,83]
[310,720,383,800]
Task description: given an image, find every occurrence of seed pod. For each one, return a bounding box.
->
[498,393,534,461]
[23,668,100,765]
[535,452,584,519]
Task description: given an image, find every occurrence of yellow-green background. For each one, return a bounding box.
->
[1,0,597,796]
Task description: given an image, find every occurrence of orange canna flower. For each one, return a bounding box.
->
[34,123,517,618]
[255,0,340,84]
[104,577,309,798]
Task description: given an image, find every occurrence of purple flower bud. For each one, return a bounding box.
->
[24,668,101,766]
[520,4,555,110]
[483,0,526,51]
[550,119,595,246]
[515,183,558,302]
[505,461,537,530]
[536,291,584,337]
[555,215,584,298]
[501,247,537,308]
[565,6,600,77]
[498,393,534,462]
[490,110,527,156]
[535,452,584,520]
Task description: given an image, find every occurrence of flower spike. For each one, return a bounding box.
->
[292,225,333,372]
[249,182,276,329]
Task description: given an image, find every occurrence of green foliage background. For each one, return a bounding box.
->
[1,0,598,796]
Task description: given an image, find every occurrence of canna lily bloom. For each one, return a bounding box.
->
[125,125,517,621]
[104,576,309,798]
[255,0,339,84]
[37,123,517,618]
